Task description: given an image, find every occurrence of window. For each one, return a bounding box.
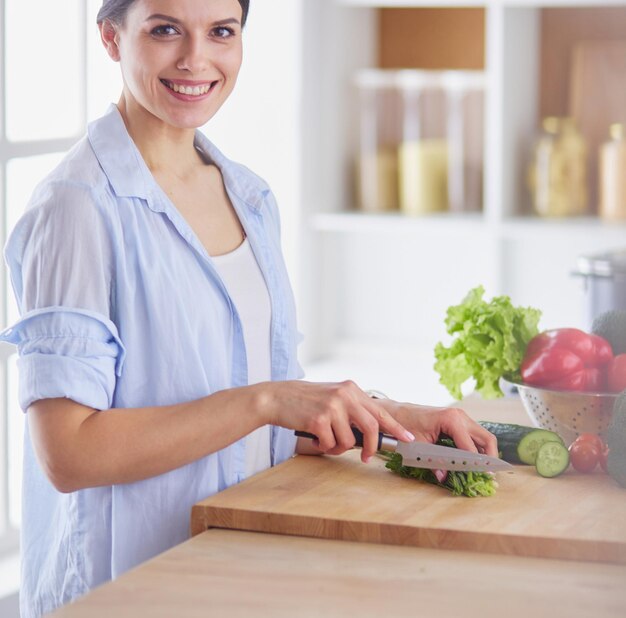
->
[0,0,122,555]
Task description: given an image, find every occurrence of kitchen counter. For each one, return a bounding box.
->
[51,527,626,618]
[50,395,626,616]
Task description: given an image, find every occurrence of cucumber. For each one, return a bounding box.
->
[479,421,564,465]
[535,441,570,478]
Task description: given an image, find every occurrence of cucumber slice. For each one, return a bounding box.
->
[479,421,564,465]
[535,441,570,478]
[516,429,564,465]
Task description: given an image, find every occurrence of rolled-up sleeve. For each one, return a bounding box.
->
[0,176,123,412]
[1,307,125,411]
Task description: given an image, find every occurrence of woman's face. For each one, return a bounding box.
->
[102,0,244,131]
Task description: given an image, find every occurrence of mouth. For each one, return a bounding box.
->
[160,79,216,97]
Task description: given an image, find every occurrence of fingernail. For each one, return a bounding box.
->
[405,431,416,441]
[364,456,372,464]
[434,469,448,484]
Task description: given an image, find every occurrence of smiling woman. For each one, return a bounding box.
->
[0,1,499,617]
[98,0,246,134]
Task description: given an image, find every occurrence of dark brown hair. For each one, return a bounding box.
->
[97,0,250,27]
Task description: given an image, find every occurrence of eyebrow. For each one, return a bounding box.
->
[145,14,241,26]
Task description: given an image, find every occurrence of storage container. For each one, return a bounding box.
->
[353,69,485,215]
[529,116,588,217]
[442,71,485,213]
[396,71,448,214]
[599,123,626,222]
[575,249,626,329]
[353,71,402,212]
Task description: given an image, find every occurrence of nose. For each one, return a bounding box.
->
[176,34,210,73]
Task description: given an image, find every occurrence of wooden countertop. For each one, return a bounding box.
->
[52,528,626,618]
[50,395,626,616]
[191,396,626,564]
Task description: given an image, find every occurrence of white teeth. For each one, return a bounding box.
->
[165,81,211,96]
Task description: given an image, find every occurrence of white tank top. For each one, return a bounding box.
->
[213,238,272,476]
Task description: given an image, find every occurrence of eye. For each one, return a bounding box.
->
[150,24,179,37]
[211,26,236,39]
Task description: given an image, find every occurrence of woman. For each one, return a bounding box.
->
[0,1,497,616]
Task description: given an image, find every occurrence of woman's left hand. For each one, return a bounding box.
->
[380,400,499,457]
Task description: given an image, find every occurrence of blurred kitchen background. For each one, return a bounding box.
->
[1,0,626,613]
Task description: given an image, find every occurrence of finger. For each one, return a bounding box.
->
[366,399,415,443]
[352,417,379,463]
[310,423,337,453]
[330,420,357,454]
[470,426,499,457]
[454,419,499,457]
[433,469,448,484]
[440,409,498,456]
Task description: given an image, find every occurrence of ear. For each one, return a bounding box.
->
[99,20,121,62]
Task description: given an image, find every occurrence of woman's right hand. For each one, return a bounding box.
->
[257,380,415,463]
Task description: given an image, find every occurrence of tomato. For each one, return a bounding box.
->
[568,440,600,473]
[606,354,626,393]
[574,433,605,452]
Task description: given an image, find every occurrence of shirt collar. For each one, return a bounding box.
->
[87,104,269,211]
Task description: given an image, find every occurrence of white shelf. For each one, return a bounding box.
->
[500,217,626,242]
[311,211,626,242]
[310,211,486,235]
[297,0,626,368]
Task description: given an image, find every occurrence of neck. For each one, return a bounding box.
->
[116,95,203,174]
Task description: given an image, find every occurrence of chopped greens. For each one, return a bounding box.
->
[380,438,498,497]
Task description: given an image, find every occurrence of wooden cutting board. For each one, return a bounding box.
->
[191,399,626,565]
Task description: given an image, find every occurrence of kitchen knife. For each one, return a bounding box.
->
[295,428,513,472]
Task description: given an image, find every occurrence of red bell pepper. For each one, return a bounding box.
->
[521,328,613,392]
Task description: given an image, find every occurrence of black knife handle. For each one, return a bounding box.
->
[295,427,383,450]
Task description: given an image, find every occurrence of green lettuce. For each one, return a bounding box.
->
[434,285,541,399]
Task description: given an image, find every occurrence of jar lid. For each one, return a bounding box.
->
[576,249,626,277]
[354,69,400,89]
[394,69,445,90]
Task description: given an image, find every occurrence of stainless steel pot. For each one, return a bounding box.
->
[575,248,626,329]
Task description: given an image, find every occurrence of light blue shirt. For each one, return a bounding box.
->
[0,105,302,618]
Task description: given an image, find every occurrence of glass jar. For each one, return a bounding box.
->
[396,71,449,215]
[354,71,402,212]
[442,71,485,213]
[529,116,588,217]
[599,123,626,221]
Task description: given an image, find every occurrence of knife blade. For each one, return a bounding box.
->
[295,428,513,472]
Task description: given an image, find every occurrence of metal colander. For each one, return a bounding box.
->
[508,380,618,446]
